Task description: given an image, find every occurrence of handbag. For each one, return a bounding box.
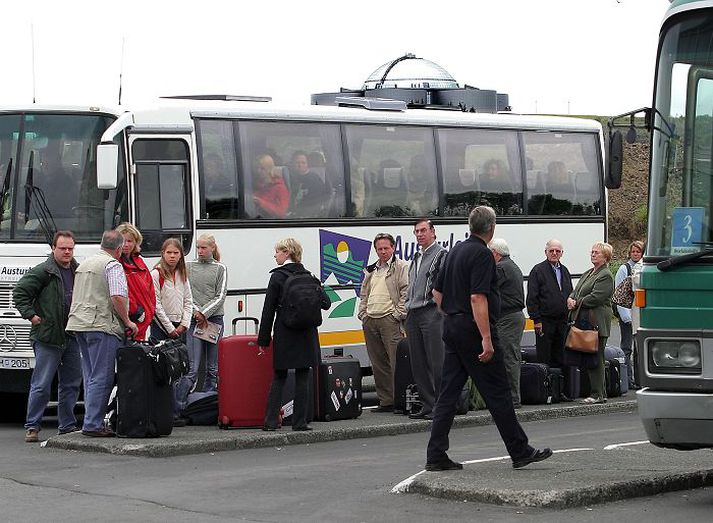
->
[611,276,634,308]
[565,303,599,353]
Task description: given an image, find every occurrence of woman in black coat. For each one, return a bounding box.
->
[258,238,330,431]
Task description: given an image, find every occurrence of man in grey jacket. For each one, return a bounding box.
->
[405,220,447,419]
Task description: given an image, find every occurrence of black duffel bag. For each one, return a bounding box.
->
[148,339,189,386]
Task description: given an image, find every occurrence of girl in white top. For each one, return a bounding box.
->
[151,238,193,341]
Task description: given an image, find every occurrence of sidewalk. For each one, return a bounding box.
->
[43,396,637,458]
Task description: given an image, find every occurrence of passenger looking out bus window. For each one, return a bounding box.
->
[290,151,327,217]
[407,154,437,216]
[252,154,289,218]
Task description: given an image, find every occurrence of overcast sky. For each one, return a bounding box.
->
[1,0,670,116]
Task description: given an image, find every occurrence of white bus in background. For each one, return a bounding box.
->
[0,99,607,413]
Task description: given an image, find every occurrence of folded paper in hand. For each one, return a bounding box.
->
[193,321,221,343]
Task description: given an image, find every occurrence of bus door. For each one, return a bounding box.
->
[127,135,193,256]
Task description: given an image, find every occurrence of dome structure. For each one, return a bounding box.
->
[362,53,459,90]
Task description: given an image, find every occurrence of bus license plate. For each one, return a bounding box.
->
[0,357,33,369]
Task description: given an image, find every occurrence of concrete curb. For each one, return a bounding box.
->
[402,445,713,508]
[43,399,637,458]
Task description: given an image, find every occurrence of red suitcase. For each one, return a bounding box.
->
[218,317,274,428]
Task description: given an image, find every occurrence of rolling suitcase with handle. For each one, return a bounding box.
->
[115,339,174,438]
[393,338,416,414]
[218,317,274,428]
[520,362,551,404]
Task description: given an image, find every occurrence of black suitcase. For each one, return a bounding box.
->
[317,357,362,421]
[563,365,581,399]
[115,343,174,438]
[394,338,416,414]
[520,362,551,405]
[521,346,538,363]
[605,360,623,398]
[183,391,218,426]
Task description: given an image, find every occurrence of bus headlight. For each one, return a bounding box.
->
[648,340,701,374]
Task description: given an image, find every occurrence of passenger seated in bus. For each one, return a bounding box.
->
[253,153,289,218]
[407,154,436,215]
[290,150,327,217]
[480,159,510,193]
[202,153,236,218]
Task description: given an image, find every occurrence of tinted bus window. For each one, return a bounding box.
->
[523,132,602,216]
[238,121,345,219]
[195,119,239,220]
[438,128,523,216]
[344,125,437,218]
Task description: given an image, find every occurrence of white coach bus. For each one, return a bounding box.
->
[0,99,607,409]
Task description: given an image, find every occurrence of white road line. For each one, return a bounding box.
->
[603,440,649,450]
[391,447,595,494]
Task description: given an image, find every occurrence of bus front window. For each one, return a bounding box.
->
[649,12,713,256]
[0,113,126,242]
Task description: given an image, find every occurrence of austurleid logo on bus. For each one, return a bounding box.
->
[319,230,372,319]
[0,266,32,283]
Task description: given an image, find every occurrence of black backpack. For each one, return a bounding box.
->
[280,269,324,329]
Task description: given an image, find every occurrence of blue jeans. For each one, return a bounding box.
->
[25,338,82,432]
[76,332,120,432]
[174,316,222,414]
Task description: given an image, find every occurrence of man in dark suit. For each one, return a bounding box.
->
[526,239,573,368]
[425,206,552,471]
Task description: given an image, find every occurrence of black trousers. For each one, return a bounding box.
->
[535,317,568,367]
[264,368,310,429]
[426,335,533,463]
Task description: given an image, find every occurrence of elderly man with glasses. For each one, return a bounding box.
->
[526,239,573,369]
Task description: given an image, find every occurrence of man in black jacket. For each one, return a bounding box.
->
[526,239,573,368]
[13,231,81,443]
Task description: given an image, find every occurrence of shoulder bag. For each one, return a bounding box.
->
[565,302,599,353]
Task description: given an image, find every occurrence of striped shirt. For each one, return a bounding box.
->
[105,260,128,297]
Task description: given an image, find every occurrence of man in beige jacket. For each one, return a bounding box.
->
[358,233,409,412]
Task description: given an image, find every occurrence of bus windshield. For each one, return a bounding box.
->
[0,112,126,242]
[649,10,713,257]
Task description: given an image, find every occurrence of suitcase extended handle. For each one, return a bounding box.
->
[232,317,259,335]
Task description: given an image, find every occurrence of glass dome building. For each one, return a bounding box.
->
[311,53,510,113]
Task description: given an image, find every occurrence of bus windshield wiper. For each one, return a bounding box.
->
[24,151,56,245]
[657,247,713,271]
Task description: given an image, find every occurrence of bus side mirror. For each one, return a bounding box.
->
[97,143,119,189]
[606,130,623,189]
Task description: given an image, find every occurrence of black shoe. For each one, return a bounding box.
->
[58,426,79,435]
[393,407,405,415]
[409,409,432,420]
[560,394,573,403]
[262,425,278,432]
[512,448,553,469]
[173,417,188,427]
[292,425,313,432]
[81,428,115,438]
[373,405,394,413]
[425,458,463,472]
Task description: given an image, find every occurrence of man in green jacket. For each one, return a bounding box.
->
[13,231,81,443]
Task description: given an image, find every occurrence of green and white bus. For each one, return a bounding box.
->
[0,99,606,414]
[611,0,713,450]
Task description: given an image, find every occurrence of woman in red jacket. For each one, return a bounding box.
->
[252,153,289,218]
[116,222,156,340]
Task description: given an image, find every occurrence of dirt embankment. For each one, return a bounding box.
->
[607,138,649,262]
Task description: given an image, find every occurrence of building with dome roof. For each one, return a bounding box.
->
[311,53,509,113]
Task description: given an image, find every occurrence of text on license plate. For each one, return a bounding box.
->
[0,357,33,369]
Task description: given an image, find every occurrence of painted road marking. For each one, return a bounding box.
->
[603,440,649,450]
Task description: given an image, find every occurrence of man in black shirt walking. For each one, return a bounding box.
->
[425,206,552,471]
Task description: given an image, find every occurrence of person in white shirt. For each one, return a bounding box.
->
[615,240,644,390]
[151,238,193,341]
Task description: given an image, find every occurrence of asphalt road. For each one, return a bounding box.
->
[2,409,712,522]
